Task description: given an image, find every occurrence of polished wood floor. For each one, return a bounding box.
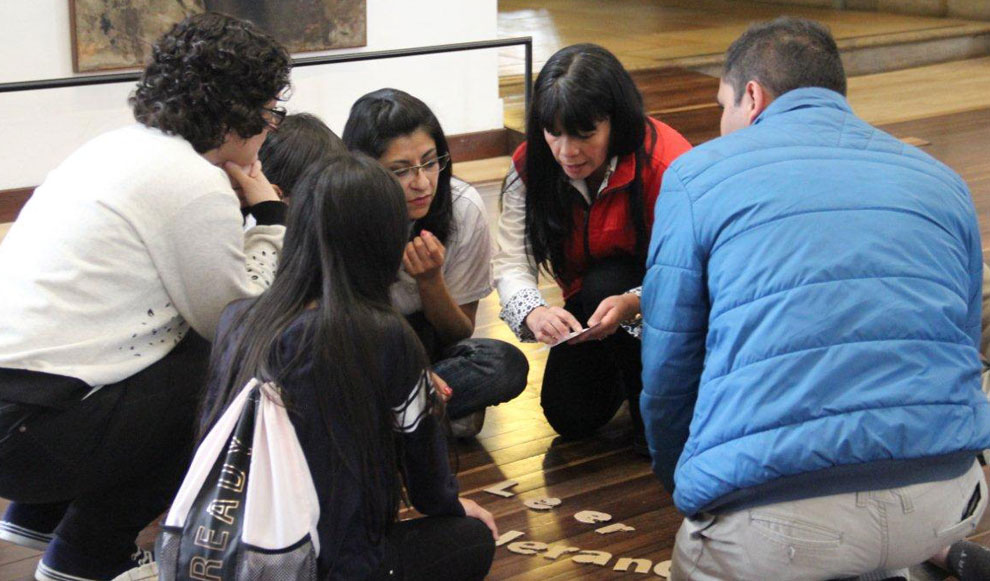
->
[497,0,990,133]
[503,53,990,134]
[497,0,988,78]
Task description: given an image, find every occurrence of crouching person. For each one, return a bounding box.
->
[194,153,497,579]
[641,17,990,581]
[0,13,290,580]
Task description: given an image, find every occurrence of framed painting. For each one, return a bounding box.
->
[69,0,367,72]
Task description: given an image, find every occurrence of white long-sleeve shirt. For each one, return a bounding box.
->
[493,159,617,340]
[494,158,647,341]
[0,124,283,387]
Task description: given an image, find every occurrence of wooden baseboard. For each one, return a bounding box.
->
[447,127,520,162]
[0,188,33,223]
[0,127,521,224]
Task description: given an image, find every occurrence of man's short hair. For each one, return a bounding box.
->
[723,16,846,104]
[130,13,291,153]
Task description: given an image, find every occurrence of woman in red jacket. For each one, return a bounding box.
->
[494,43,691,449]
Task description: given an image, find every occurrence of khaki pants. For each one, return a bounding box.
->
[671,459,987,581]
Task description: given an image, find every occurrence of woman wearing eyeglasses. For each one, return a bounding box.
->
[343,88,527,438]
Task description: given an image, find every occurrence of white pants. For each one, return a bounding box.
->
[670,459,987,581]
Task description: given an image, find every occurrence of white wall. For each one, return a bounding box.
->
[0,0,503,190]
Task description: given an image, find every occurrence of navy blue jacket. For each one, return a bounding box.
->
[208,301,463,578]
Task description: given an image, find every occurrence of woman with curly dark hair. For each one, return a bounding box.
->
[0,13,290,580]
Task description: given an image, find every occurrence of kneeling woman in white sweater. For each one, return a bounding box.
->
[0,13,291,581]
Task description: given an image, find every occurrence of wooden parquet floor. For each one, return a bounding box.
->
[497,0,989,79]
[503,55,990,136]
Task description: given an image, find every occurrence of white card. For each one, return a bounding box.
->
[550,324,600,348]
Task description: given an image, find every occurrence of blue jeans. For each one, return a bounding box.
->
[433,338,528,420]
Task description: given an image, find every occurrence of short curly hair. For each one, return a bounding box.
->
[130,13,291,153]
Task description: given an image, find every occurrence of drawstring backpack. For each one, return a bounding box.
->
[156,379,320,580]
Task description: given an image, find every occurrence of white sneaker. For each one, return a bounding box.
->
[34,541,153,581]
[111,562,158,581]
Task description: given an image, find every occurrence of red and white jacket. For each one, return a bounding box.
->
[493,117,691,340]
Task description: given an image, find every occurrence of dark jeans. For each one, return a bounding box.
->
[406,313,528,420]
[541,258,645,439]
[373,515,495,580]
[0,333,209,562]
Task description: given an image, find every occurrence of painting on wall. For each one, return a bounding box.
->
[69,0,367,72]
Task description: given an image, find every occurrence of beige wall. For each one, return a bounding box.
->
[0,0,502,191]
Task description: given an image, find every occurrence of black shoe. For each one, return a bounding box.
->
[946,540,990,581]
[0,501,67,551]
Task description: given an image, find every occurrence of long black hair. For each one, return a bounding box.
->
[515,43,655,282]
[342,88,455,245]
[202,153,429,542]
[259,113,346,199]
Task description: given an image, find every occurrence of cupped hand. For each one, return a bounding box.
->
[524,306,583,345]
[403,230,446,281]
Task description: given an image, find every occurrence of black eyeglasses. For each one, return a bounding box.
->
[262,106,287,131]
[390,153,450,181]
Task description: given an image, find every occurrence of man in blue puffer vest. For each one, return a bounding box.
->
[641,17,990,580]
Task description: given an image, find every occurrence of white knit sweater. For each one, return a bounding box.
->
[0,124,284,387]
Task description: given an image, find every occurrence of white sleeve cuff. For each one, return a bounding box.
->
[499,288,547,342]
[620,286,643,340]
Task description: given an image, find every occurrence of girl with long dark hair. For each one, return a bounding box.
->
[343,88,527,438]
[201,153,497,580]
[494,44,692,447]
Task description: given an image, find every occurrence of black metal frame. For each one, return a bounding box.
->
[0,36,533,115]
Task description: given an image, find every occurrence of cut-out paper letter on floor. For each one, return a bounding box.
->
[483,480,518,498]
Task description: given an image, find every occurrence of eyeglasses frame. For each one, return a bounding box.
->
[390,153,451,181]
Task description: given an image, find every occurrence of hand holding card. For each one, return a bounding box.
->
[550,324,601,347]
